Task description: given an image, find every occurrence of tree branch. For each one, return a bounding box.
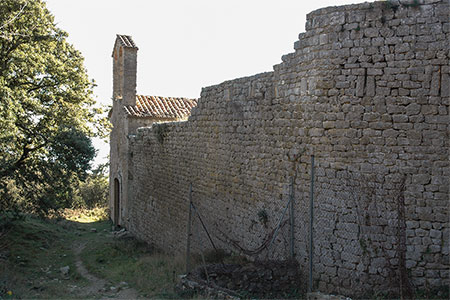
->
[0,1,28,30]
[0,142,46,178]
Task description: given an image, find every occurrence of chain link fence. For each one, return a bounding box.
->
[184,155,414,298]
[312,156,411,297]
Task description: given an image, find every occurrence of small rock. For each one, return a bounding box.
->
[307,292,352,300]
[110,286,118,292]
[90,228,97,232]
[60,266,70,276]
[114,228,131,238]
[68,285,78,292]
[114,228,125,235]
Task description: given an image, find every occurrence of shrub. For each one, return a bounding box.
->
[73,164,109,209]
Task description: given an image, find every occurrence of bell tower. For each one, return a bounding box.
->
[110,34,138,227]
[112,34,138,106]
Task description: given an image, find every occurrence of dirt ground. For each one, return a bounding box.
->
[72,241,140,299]
[0,213,150,299]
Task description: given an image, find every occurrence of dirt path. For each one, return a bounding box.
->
[72,242,140,299]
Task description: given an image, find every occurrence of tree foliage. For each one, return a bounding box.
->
[73,163,109,209]
[0,0,100,214]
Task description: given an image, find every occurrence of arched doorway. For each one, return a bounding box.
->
[114,178,120,225]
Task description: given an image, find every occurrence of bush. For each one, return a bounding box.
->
[73,164,109,209]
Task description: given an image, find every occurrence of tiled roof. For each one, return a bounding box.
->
[116,34,138,49]
[124,95,198,119]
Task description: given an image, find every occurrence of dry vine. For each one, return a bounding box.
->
[213,219,289,257]
[345,171,413,297]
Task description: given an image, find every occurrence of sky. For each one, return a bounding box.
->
[44,0,367,166]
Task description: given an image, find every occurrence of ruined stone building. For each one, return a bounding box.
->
[109,34,197,226]
[110,1,448,296]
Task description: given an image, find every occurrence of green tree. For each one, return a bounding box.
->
[0,0,100,214]
[73,163,109,209]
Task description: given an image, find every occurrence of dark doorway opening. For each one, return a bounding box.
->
[114,178,120,225]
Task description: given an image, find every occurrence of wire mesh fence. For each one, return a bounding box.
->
[312,157,412,297]
[184,155,416,298]
[186,183,298,261]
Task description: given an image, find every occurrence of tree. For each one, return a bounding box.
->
[0,0,100,214]
[73,163,109,209]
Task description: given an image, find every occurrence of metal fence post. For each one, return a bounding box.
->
[309,155,315,293]
[268,195,292,253]
[289,176,295,259]
[186,183,193,274]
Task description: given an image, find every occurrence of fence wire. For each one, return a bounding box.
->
[184,155,412,298]
[313,159,412,298]
[187,185,297,262]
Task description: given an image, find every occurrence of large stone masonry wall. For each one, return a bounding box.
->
[125,0,449,296]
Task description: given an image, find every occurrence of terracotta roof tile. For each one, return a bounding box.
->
[124,95,197,119]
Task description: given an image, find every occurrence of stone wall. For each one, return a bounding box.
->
[124,0,449,296]
[109,38,141,227]
[185,260,301,298]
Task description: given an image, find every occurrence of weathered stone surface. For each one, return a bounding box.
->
[184,260,300,299]
[110,0,449,298]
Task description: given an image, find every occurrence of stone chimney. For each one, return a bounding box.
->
[112,34,138,106]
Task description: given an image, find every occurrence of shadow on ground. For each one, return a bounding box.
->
[0,211,185,299]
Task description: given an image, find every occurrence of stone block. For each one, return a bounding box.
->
[392,114,409,123]
[113,2,450,296]
[421,105,438,115]
[429,229,442,239]
[396,25,410,36]
[309,128,324,137]
[386,37,401,45]
[441,73,449,97]
[405,103,421,115]
[319,34,328,45]
[376,87,391,96]
[367,68,383,76]
[323,121,335,129]
[366,76,375,96]
[364,28,379,38]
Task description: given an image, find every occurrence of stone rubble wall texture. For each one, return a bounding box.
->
[188,261,301,298]
[125,0,449,296]
[109,41,140,226]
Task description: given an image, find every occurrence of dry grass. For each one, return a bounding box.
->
[80,233,190,299]
[60,206,109,223]
[0,216,89,299]
[0,208,203,299]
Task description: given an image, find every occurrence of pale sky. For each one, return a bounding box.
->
[44,0,367,166]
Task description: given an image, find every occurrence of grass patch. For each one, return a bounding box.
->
[0,215,88,299]
[60,206,109,223]
[0,208,200,299]
[7,209,445,299]
[81,234,187,298]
